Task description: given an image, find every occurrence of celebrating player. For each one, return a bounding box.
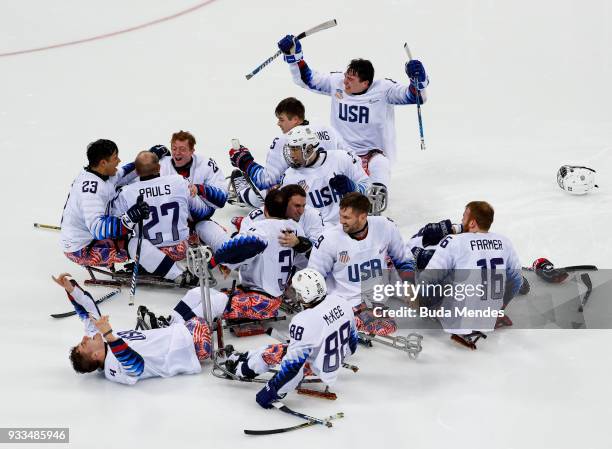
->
[155,130,229,252]
[235,184,323,268]
[209,189,310,319]
[223,268,358,408]
[54,272,211,384]
[229,97,345,208]
[277,34,429,211]
[417,201,523,347]
[60,139,147,267]
[112,151,214,285]
[308,193,415,335]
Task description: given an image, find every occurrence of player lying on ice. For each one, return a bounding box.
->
[52,272,282,385]
[222,268,359,408]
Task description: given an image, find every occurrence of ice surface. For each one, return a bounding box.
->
[1,1,611,448]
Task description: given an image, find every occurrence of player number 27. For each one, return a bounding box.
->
[143,201,180,245]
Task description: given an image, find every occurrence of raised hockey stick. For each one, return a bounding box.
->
[128,194,145,307]
[34,222,61,231]
[404,43,426,150]
[245,19,338,80]
[244,412,344,435]
[50,289,120,318]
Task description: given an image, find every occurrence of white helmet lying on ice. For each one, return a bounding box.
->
[292,268,327,304]
[557,165,598,195]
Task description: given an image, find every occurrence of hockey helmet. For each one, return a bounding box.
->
[292,268,327,304]
[557,165,597,195]
[283,125,319,168]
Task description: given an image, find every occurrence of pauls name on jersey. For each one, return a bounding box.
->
[338,103,369,124]
[139,184,172,199]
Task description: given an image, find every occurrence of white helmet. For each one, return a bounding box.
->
[283,126,319,168]
[557,165,598,195]
[292,268,327,304]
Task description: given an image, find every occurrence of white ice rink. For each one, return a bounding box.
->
[1,1,612,448]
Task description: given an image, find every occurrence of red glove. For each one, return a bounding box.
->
[532,258,569,283]
[229,147,254,172]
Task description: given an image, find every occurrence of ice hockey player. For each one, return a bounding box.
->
[234,184,323,268]
[229,97,345,208]
[224,268,358,408]
[232,126,369,225]
[156,130,229,252]
[307,193,415,335]
[53,272,211,385]
[60,139,159,267]
[112,151,214,284]
[277,34,429,210]
[417,201,523,348]
[209,189,309,319]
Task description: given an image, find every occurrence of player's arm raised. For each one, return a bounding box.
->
[384,60,429,105]
[278,34,333,95]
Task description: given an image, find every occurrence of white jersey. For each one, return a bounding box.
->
[240,205,324,269]
[113,174,192,248]
[225,218,304,297]
[103,325,201,385]
[288,64,427,162]
[240,205,324,243]
[272,294,358,395]
[60,166,136,253]
[420,232,523,333]
[249,123,346,190]
[67,285,200,385]
[280,150,370,225]
[308,217,415,307]
[160,154,227,210]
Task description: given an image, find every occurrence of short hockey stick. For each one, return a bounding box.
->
[129,195,146,307]
[404,43,426,150]
[34,222,61,231]
[50,289,120,318]
[245,19,337,80]
[244,412,344,435]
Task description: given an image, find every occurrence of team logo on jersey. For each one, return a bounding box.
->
[298,179,310,192]
[338,250,350,264]
[335,89,343,99]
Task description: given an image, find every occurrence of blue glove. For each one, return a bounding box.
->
[421,219,453,247]
[278,34,303,63]
[149,144,170,159]
[329,174,356,195]
[256,384,282,409]
[122,200,150,229]
[405,60,428,88]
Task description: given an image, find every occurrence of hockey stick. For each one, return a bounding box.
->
[245,19,338,80]
[34,222,61,231]
[50,289,120,318]
[129,194,145,307]
[404,43,426,150]
[522,265,598,272]
[244,412,344,435]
